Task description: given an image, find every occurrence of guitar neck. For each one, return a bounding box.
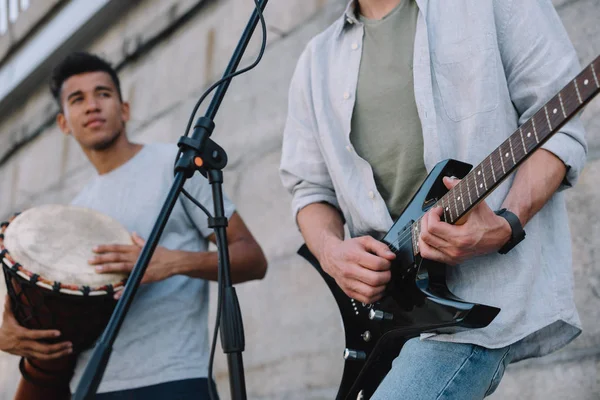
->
[410,55,600,255]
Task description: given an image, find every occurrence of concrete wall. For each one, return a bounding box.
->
[0,0,598,399]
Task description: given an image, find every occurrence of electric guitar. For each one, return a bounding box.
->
[298,55,600,400]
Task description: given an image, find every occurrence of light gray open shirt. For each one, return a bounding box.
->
[280,0,587,362]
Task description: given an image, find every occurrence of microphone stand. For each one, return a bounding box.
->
[73,1,268,399]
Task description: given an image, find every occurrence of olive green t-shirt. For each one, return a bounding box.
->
[350,0,427,220]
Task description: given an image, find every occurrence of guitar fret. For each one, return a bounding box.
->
[558,92,567,118]
[490,153,497,183]
[518,128,527,155]
[574,79,583,104]
[502,144,513,173]
[544,105,552,131]
[508,136,516,165]
[466,175,473,205]
[453,190,460,218]
[473,170,480,197]
[592,63,600,88]
[458,182,466,212]
[441,197,450,222]
[447,197,454,222]
[532,117,539,143]
[482,167,488,190]
[498,148,506,174]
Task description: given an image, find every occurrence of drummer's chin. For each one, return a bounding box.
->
[85,130,123,152]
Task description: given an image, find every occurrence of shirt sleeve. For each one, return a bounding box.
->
[279,45,341,223]
[495,0,587,190]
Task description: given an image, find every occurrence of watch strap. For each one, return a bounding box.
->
[494,208,526,254]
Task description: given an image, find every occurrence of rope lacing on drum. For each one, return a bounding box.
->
[0,221,8,228]
[82,286,91,296]
[0,249,7,258]
[11,262,21,272]
[106,284,114,296]
[30,274,40,284]
[52,281,61,292]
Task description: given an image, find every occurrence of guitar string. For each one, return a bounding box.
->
[386,141,537,253]
[384,154,516,253]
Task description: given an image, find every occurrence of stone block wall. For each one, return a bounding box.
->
[0,0,598,398]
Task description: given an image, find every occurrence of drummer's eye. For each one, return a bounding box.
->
[70,97,83,105]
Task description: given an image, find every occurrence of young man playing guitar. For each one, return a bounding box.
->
[280,0,587,398]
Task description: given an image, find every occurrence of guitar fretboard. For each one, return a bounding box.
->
[412,55,600,255]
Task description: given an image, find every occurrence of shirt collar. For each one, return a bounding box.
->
[337,0,428,36]
[335,0,360,37]
[343,0,360,25]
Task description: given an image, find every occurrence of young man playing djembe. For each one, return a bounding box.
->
[0,52,267,399]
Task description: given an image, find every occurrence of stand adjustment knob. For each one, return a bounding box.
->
[343,348,367,361]
[368,309,394,321]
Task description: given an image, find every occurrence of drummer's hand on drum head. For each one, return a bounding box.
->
[90,232,174,299]
[0,296,73,360]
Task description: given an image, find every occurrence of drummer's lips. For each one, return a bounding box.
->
[84,118,106,128]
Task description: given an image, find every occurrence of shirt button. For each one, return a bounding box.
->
[346,145,352,152]
[368,191,375,199]
[351,43,359,50]
[347,18,354,24]
[343,92,350,100]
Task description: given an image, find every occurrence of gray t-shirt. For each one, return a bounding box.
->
[350,0,427,220]
[69,143,235,393]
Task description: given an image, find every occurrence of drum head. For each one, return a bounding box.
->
[3,205,130,288]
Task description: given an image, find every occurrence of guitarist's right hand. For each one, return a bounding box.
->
[320,236,395,304]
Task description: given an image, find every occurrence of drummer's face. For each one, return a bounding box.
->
[56,71,130,152]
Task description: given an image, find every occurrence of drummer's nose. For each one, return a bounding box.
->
[85,97,101,114]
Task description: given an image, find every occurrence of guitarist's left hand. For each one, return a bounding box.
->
[418,176,512,265]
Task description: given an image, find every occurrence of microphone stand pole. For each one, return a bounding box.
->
[73,1,268,399]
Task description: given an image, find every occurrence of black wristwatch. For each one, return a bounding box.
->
[494,208,526,254]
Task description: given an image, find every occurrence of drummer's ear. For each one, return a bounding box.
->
[120,101,130,124]
[56,112,71,136]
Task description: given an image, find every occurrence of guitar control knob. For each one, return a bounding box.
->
[361,330,372,342]
[343,348,367,361]
[369,309,393,321]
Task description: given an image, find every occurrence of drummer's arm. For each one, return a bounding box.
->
[92,212,267,286]
[171,212,267,283]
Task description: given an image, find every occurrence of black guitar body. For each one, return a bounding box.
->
[298,159,501,400]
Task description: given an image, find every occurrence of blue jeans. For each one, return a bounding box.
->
[371,338,511,400]
[93,378,218,400]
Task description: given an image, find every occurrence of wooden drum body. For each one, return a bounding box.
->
[1,205,130,400]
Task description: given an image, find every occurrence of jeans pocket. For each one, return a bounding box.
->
[484,347,512,397]
[432,33,499,122]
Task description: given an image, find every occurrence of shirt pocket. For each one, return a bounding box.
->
[432,33,499,122]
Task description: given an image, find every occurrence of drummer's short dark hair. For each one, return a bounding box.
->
[50,52,122,106]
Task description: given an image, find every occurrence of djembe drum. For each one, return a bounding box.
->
[0,205,130,400]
